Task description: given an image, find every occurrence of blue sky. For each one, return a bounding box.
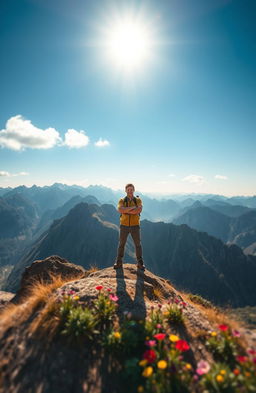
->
[0,0,255,196]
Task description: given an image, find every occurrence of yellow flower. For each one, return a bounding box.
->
[169,334,179,342]
[157,360,167,369]
[163,311,169,316]
[139,359,148,367]
[211,331,217,336]
[137,386,144,392]
[220,369,226,375]
[185,363,192,370]
[216,374,224,383]
[73,295,80,300]
[113,331,121,339]
[142,366,153,378]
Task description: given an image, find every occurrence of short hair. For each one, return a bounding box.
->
[125,183,135,191]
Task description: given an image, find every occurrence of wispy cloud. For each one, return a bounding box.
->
[0,115,62,151]
[0,170,29,177]
[215,174,228,180]
[168,173,175,177]
[63,129,89,148]
[182,174,205,184]
[94,138,110,147]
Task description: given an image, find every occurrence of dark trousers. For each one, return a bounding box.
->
[116,225,144,264]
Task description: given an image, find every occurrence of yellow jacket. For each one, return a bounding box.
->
[117,196,142,226]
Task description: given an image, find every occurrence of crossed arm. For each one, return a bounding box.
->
[118,205,142,215]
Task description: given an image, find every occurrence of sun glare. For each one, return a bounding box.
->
[106,17,152,71]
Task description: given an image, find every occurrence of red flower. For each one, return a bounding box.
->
[143,349,157,363]
[154,333,166,341]
[175,339,190,352]
[95,285,103,290]
[236,355,248,363]
[218,324,229,331]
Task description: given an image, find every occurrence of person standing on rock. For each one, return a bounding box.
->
[113,183,145,270]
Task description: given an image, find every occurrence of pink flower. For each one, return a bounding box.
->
[106,288,112,292]
[232,329,240,337]
[109,294,119,302]
[174,298,180,304]
[95,285,103,290]
[145,340,156,347]
[196,360,210,375]
[158,304,162,308]
[154,333,166,341]
[247,348,256,355]
[156,323,162,329]
[253,357,256,364]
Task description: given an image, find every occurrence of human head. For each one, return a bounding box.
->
[125,183,135,197]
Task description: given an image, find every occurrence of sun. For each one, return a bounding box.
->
[106,16,152,71]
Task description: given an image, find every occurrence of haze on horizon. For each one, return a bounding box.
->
[0,0,255,197]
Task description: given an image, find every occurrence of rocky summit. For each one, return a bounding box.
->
[0,256,255,393]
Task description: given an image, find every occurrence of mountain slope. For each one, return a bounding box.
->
[4,202,256,307]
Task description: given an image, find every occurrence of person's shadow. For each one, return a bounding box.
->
[115,265,147,322]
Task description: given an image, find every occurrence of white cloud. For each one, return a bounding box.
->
[182,174,205,184]
[0,115,62,151]
[215,174,228,180]
[63,129,90,148]
[168,173,175,177]
[94,137,110,147]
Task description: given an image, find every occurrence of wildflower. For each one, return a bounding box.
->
[247,348,256,355]
[73,295,80,300]
[175,339,190,352]
[137,386,144,393]
[253,357,256,364]
[142,366,153,377]
[95,285,103,290]
[154,333,166,341]
[185,363,192,370]
[196,360,210,375]
[139,359,148,367]
[113,331,121,339]
[211,331,217,336]
[218,324,229,331]
[174,298,180,304]
[158,304,162,308]
[233,368,240,375]
[109,294,119,302]
[169,334,179,342]
[193,374,199,381]
[245,372,251,377]
[145,340,156,347]
[236,355,248,363]
[220,369,226,375]
[106,288,112,292]
[157,360,167,369]
[181,301,187,307]
[163,311,169,317]
[143,349,157,363]
[232,329,240,337]
[156,323,162,329]
[216,374,224,383]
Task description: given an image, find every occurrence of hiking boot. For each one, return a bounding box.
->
[113,261,123,269]
[137,261,145,271]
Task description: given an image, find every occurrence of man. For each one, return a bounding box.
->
[113,183,145,270]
